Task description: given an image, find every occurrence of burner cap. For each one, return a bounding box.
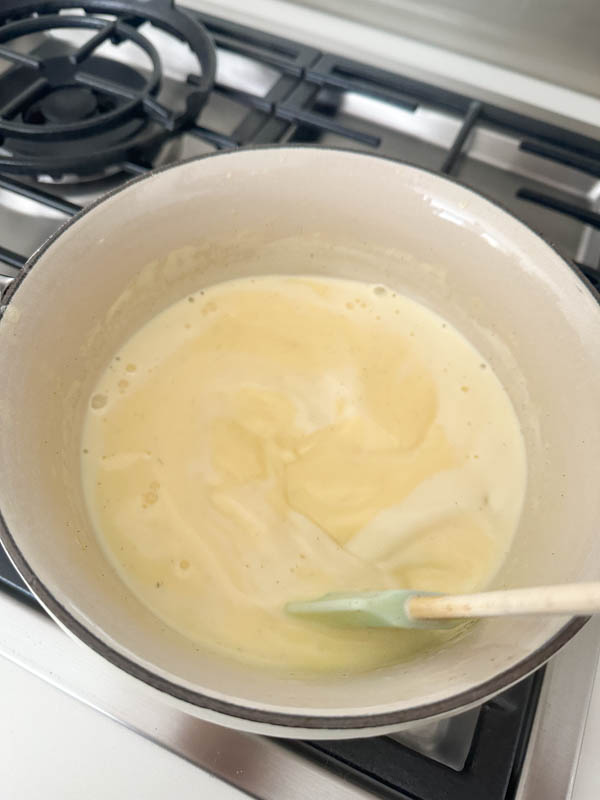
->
[34,87,98,124]
[0,0,217,178]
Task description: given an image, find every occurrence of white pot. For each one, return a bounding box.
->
[1,147,599,738]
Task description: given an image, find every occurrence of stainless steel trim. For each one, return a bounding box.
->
[0,274,14,306]
[516,615,600,800]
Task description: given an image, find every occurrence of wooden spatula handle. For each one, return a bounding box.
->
[407,583,600,621]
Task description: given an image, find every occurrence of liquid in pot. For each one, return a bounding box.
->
[81,276,526,674]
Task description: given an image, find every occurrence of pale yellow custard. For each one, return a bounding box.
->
[81,276,526,674]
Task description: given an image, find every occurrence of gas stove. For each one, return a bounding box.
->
[1,3,599,799]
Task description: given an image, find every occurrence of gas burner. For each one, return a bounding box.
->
[0,0,216,178]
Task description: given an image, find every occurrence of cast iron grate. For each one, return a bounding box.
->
[0,0,216,176]
[290,667,544,800]
[0,3,597,281]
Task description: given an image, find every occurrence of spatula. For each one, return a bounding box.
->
[285,584,600,629]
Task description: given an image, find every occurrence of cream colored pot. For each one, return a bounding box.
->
[1,147,599,739]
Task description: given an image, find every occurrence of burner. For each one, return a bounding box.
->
[0,1,216,177]
[34,87,99,124]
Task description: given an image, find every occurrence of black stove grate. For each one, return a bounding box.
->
[290,668,544,800]
[0,0,216,176]
[0,4,597,279]
[0,5,599,800]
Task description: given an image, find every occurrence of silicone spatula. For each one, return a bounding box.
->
[285,584,600,629]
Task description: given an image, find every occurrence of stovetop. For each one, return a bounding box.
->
[0,2,599,284]
[0,3,599,799]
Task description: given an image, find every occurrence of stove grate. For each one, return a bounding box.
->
[0,0,216,177]
[0,5,596,283]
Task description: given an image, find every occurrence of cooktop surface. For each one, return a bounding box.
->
[0,3,599,799]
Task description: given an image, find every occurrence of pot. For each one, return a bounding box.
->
[1,147,599,739]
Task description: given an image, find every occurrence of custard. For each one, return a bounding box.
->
[81,276,526,674]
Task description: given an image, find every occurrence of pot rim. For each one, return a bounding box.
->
[0,144,595,731]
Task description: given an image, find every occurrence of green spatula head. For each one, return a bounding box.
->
[286,590,453,629]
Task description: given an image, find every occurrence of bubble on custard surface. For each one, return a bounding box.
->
[90,393,108,410]
[202,301,218,316]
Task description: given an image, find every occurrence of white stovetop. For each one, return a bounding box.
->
[3,1,600,796]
